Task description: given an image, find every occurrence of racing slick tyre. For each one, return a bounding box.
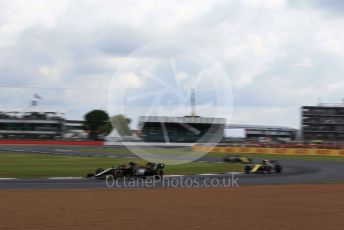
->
[265,166,271,174]
[112,170,124,179]
[154,170,164,180]
[86,173,95,178]
[275,164,283,173]
[245,165,252,174]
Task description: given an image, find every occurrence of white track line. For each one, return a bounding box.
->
[54,149,72,152]
[48,177,84,180]
[198,173,219,176]
[1,176,179,180]
[164,175,185,177]
[0,173,242,181]
[226,172,244,175]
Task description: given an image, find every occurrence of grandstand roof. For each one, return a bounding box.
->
[225,124,297,131]
[139,116,226,124]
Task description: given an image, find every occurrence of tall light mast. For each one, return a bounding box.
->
[190,88,196,116]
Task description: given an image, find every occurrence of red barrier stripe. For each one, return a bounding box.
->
[0,140,104,146]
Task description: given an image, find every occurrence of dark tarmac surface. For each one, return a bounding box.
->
[0,145,343,189]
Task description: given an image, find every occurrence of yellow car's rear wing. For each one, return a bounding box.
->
[240,158,251,163]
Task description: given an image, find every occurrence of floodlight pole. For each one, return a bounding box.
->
[190,88,196,116]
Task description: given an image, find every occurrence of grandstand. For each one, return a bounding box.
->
[0,111,84,139]
[225,124,297,141]
[302,104,344,142]
[139,116,226,143]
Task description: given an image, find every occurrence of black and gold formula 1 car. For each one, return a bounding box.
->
[223,155,253,164]
[244,160,283,174]
[86,162,165,179]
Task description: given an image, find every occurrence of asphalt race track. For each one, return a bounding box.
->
[0,145,343,189]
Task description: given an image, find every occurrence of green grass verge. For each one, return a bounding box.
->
[204,152,344,162]
[3,147,342,178]
[77,148,344,162]
[78,148,197,157]
[0,153,243,178]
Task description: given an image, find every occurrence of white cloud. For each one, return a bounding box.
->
[230,106,299,128]
[175,71,189,82]
[291,57,313,68]
[1,0,344,128]
[4,0,69,29]
[118,72,144,89]
[39,66,61,78]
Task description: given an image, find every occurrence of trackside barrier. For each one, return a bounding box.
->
[0,140,104,146]
[192,146,344,157]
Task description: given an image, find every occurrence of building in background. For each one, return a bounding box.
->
[139,116,226,143]
[63,120,87,139]
[0,111,85,139]
[225,124,297,141]
[0,112,64,139]
[302,104,344,142]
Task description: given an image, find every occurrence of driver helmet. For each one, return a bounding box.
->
[262,160,270,165]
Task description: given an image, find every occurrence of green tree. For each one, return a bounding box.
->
[84,110,111,140]
[111,114,132,136]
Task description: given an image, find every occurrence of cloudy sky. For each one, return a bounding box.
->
[1,0,344,129]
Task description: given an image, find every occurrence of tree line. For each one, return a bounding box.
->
[84,110,131,140]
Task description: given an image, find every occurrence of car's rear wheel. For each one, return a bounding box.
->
[86,173,94,178]
[265,166,271,174]
[275,164,282,173]
[154,170,164,180]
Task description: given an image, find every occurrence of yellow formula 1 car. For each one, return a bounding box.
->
[245,160,283,174]
[223,155,253,164]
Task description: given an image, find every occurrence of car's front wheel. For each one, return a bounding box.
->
[154,170,164,180]
[112,170,123,179]
[245,165,252,174]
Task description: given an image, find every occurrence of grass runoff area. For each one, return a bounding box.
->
[0,153,242,178]
[78,147,344,162]
[0,147,343,178]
